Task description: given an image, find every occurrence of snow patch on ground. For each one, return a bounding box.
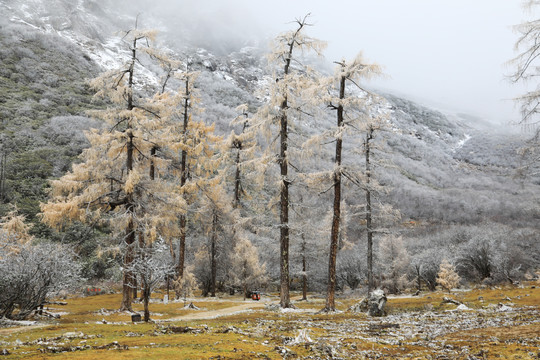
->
[9,16,41,30]
[452,133,471,152]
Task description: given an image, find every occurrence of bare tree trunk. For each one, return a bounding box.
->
[143,284,150,322]
[149,147,156,180]
[325,75,345,312]
[210,212,217,297]
[120,130,137,311]
[233,118,248,208]
[120,218,135,311]
[233,140,243,208]
[415,264,422,292]
[279,100,291,308]
[0,152,5,202]
[302,245,308,301]
[177,76,190,280]
[132,274,138,300]
[120,33,138,312]
[365,126,374,293]
[166,275,170,299]
[120,130,135,311]
[277,32,298,309]
[178,216,186,280]
[151,145,177,261]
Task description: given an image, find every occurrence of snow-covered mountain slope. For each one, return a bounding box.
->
[1,0,538,227]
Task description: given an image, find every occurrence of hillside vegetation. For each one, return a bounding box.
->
[0,0,538,307]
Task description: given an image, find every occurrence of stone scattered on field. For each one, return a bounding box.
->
[289,329,313,344]
[497,303,513,312]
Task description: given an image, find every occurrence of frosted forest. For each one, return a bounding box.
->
[0,1,539,359]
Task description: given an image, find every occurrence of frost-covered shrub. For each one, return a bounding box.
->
[457,233,495,281]
[379,235,411,294]
[0,241,82,319]
[411,247,443,291]
[337,248,365,291]
[128,240,175,321]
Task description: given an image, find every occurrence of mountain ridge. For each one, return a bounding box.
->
[1,0,536,227]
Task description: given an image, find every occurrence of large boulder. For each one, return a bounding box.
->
[367,289,387,317]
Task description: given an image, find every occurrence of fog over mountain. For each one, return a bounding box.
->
[105,0,527,127]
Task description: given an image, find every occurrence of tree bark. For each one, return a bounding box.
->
[132,274,138,300]
[120,152,135,311]
[325,74,345,312]
[143,284,150,322]
[0,152,5,202]
[177,76,190,281]
[233,139,243,208]
[365,126,374,293]
[210,212,217,297]
[178,216,186,280]
[150,147,156,180]
[120,33,138,312]
[120,218,135,311]
[279,101,291,308]
[302,239,308,301]
[120,128,135,311]
[415,264,422,292]
[276,27,301,309]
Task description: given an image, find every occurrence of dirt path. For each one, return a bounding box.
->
[0,324,50,335]
[167,301,268,322]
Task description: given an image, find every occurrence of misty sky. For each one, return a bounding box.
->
[137,0,531,126]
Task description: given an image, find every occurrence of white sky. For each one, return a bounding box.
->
[141,0,533,125]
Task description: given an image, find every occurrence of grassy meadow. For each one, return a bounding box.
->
[0,285,539,359]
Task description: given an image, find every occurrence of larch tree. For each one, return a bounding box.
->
[0,208,32,255]
[41,28,186,311]
[304,54,382,311]
[510,1,540,176]
[194,107,264,297]
[510,1,540,128]
[288,190,322,302]
[176,69,195,279]
[172,68,218,284]
[226,104,261,210]
[193,180,233,297]
[436,259,460,292]
[230,234,267,299]
[360,118,403,293]
[219,105,266,295]
[249,15,325,308]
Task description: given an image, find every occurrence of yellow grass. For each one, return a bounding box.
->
[0,285,538,359]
